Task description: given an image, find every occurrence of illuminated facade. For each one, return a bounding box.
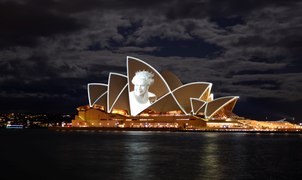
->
[72,56,240,128]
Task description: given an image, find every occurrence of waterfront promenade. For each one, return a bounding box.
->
[48,126,302,133]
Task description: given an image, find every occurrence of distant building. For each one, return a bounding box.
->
[72,56,241,129]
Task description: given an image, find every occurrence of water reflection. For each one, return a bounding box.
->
[123,138,151,179]
[198,140,220,179]
[1,130,302,180]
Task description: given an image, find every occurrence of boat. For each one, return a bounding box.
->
[6,124,24,129]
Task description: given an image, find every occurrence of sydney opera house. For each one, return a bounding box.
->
[71,56,245,129]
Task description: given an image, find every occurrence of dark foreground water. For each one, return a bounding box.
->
[1,129,302,180]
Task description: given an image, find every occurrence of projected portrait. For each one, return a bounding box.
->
[129,70,157,115]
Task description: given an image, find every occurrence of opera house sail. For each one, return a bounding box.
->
[72,56,240,128]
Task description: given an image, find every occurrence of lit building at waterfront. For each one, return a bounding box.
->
[72,56,240,129]
[71,56,301,131]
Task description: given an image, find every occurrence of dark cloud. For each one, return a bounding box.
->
[165,1,209,19]
[0,1,83,48]
[165,0,301,20]
[0,0,301,121]
[235,97,301,121]
[0,96,85,114]
[135,37,223,58]
[233,80,280,90]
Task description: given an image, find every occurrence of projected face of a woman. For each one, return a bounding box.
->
[133,78,149,97]
[129,70,156,115]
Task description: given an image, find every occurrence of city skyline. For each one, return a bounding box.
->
[0,0,301,122]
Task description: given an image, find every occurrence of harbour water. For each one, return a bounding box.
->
[1,129,302,180]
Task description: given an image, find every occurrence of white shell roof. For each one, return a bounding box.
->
[87,56,239,119]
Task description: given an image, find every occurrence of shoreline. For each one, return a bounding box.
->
[48,126,302,133]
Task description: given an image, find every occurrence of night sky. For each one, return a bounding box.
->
[0,0,301,122]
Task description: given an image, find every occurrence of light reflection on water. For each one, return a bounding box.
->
[124,140,151,179]
[1,130,302,180]
[199,140,220,179]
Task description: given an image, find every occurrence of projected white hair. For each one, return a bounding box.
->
[131,70,154,86]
